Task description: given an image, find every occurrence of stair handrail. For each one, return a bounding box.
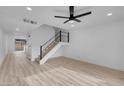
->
[40,30,69,60]
[41,31,61,47]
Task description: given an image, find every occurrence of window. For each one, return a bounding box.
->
[15,39,26,51]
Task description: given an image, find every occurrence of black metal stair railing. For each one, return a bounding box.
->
[40,31,69,60]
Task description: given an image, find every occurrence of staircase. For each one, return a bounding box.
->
[35,31,69,64]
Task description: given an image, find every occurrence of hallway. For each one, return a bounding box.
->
[0,52,124,86]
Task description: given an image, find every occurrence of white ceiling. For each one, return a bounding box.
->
[0,6,124,35]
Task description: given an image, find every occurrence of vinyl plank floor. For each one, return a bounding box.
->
[0,52,124,86]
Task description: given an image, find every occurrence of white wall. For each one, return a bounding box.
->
[0,28,8,65]
[7,35,15,52]
[51,46,64,58]
[14,35,26,40]
[31,25,55,61]
[63,21,124,71]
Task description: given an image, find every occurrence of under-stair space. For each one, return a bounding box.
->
[35,31,69,64]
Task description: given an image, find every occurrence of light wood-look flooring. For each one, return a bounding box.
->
[0,52,124,86]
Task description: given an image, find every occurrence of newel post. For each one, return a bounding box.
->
[60,31,62,42]
[40,46,42,59]
[67,32,69,43]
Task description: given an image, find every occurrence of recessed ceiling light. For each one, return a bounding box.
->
[107,13,112,16]
[16,28,20,31]
[69,20,75,23]
[26,7,32,11]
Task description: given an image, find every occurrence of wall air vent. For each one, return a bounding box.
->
[23,18,37,25]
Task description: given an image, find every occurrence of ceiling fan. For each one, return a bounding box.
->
[54,6,92,24]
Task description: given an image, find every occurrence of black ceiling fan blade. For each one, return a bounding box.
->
[69,6,74,16]
[64,20,70,24]
[74,11,92,18]
[54,16,69,19]
[73,19,81,22]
